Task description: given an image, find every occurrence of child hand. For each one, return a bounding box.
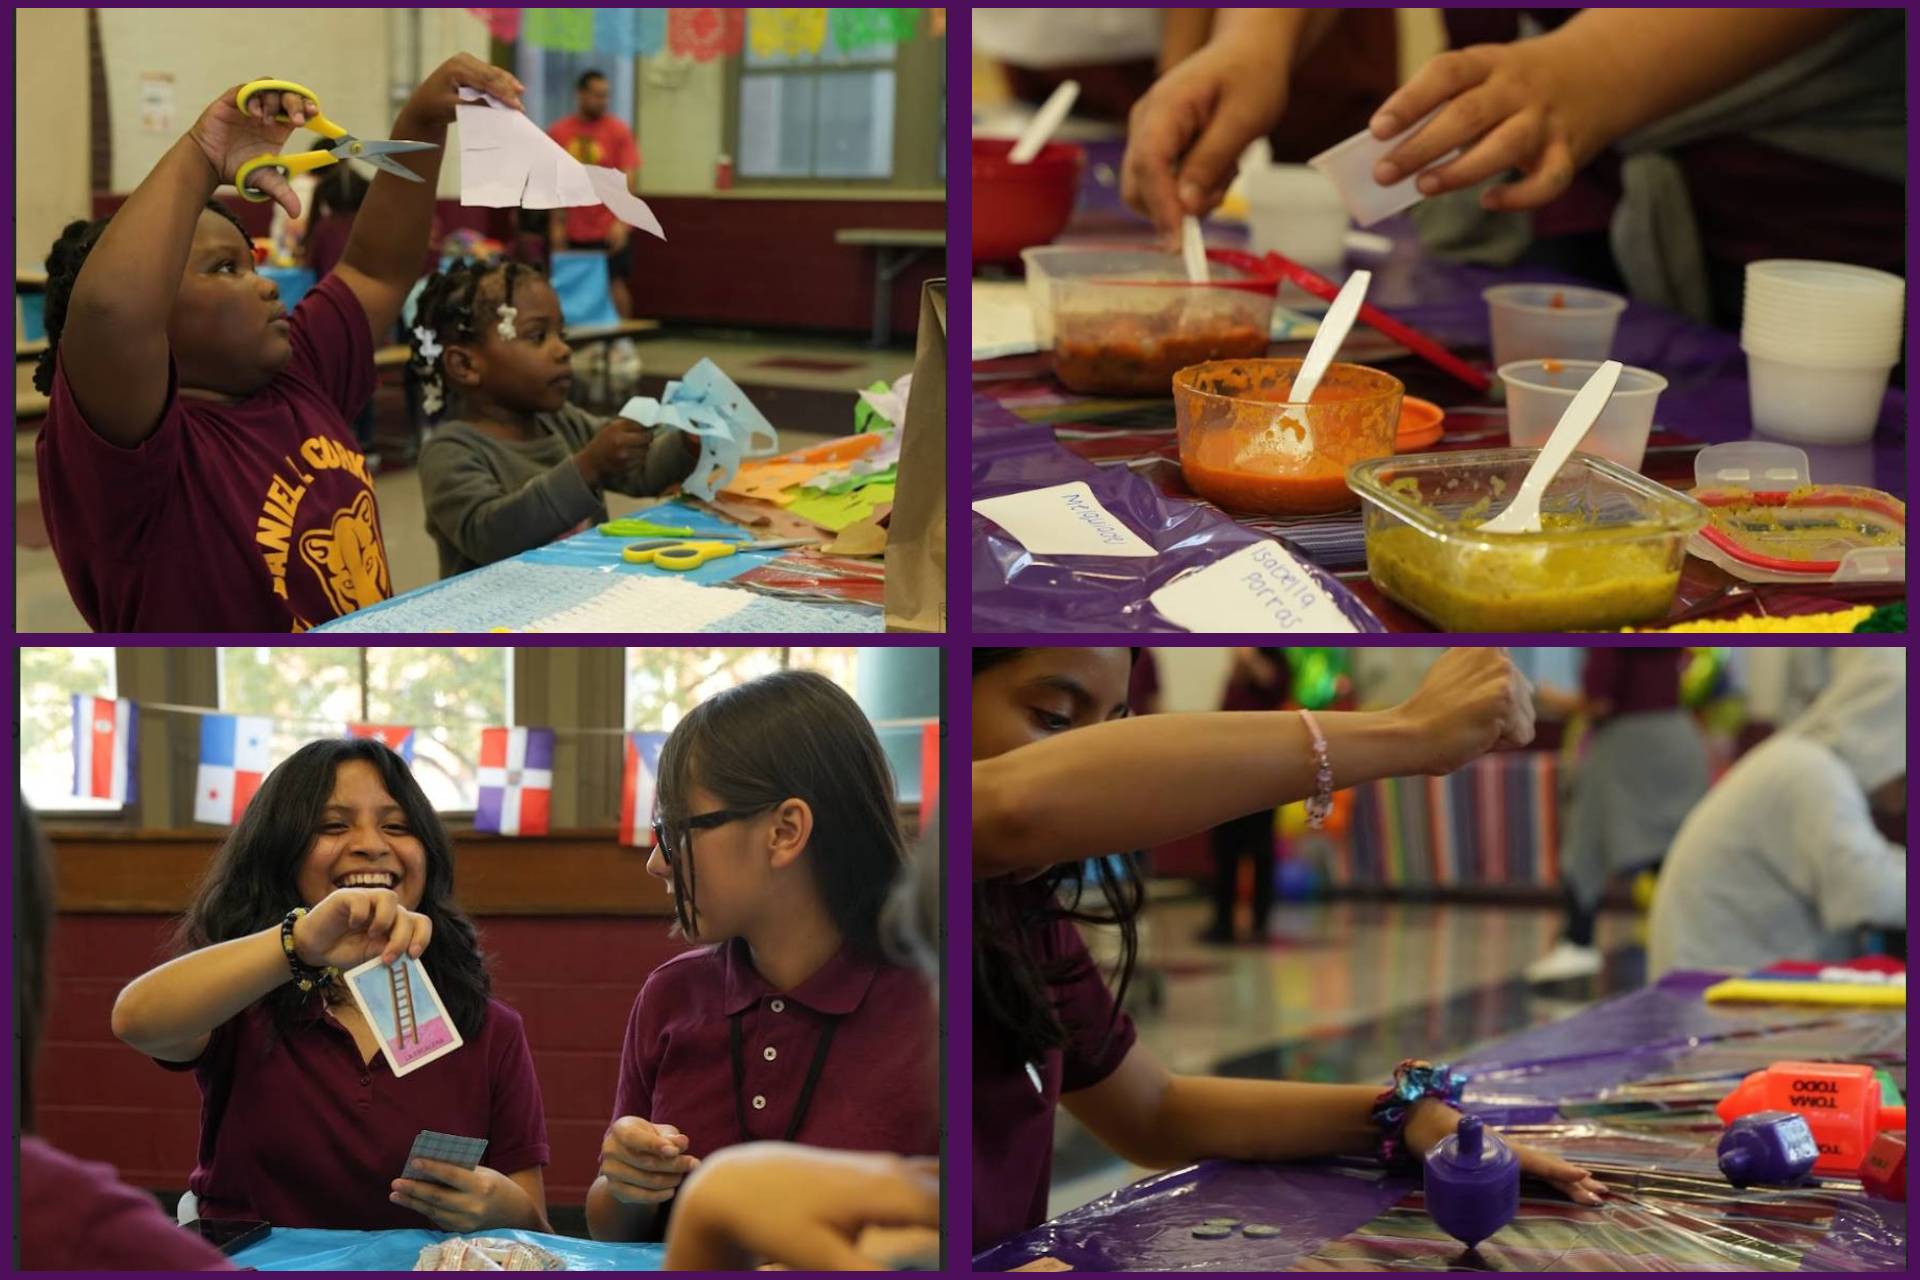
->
[189,84,316,217]
[1366,35,1603,213]
[1121,37,1294,231]
[292,887,432,970]
[406,53,526,127]
[391,1160,524,1232]
[576,418,653,487]
[600,1116,700,1205]
[1393,648,1536,774]
[1405,1101,1605,1206]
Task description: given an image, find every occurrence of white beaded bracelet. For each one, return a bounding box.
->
[1299,709,1333,829]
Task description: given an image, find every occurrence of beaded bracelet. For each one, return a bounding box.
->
[1299,709,1334,829]
[279,908,340,993]
[1370,1058,1466,1167]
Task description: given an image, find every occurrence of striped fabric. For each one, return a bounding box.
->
[1337,752,1560,889]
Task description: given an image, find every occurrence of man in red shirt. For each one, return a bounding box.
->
[547,70,640,317]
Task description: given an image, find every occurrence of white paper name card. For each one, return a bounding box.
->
[971,482,1157,558]
[1150,541,1359,633]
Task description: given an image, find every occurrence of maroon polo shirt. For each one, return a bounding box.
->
[1583,648,1684,721]
[972,879,1139,1253]
[19,1135,237,1270]
[613,938,938,1166]
[159,996,548,1229]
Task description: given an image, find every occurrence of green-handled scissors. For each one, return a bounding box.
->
[622,538,812,572]
[232,78,439,202]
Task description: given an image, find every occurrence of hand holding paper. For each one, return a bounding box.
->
[619,359,780,501]
[455,86,665,239]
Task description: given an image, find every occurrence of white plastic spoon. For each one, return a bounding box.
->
[1477,359,1622,535]
[1009,80,1080,165]
[1241,270,1372,464]
[1180,215,1208,284]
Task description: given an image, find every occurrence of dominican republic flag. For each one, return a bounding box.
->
[347,723,416,763]
[195,715,274,825]
[70,695,136,803]
[476,727,555,836]
[920,720,940,822]
[619,732,669,847]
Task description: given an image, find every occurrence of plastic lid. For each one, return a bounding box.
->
[1690,442,1906,581]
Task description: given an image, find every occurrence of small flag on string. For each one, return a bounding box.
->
[196,715,274,825]
[70,694,136,803]
[619,731,669,847]
[477,727,555,836]
[919,720,939,821]
[348,723,416,764]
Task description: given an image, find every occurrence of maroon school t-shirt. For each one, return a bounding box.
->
[37,272,391,632]
[613,938,939,1165]
[159,997,548,1229]
[18,1135,237,1270]
[972,879,1139,1254]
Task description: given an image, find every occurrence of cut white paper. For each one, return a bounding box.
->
[1150,541,1359,633]
[971,482,1157,558]
[453,87,665,239]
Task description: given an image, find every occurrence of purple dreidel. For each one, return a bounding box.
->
[1718,1111,1819,1189]
[1424,1115,1519,1249]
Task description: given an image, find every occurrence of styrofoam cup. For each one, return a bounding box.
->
[1483,284,1627,368]
[1244,164,1349,269]
[1745,349,1892,445]
[1498,358,1666,471]
[1307,108,1455,228]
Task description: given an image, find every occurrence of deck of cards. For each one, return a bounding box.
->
[343,953,464,1077]
[406,1130,489,1183]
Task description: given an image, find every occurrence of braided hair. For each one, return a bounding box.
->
[34,201,251,395]
[407,258,543,419]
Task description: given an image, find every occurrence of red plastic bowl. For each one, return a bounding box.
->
[972,137,1083,265]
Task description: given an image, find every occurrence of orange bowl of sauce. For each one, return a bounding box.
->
[1174,358,1403,515]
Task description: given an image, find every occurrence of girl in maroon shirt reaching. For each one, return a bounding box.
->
[110,738,550,1233]
[971,648,1609,1254]
[588,670,939,1243]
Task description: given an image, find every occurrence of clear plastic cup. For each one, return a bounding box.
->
[1744,349,1893,445]
[1243,165,1350,269]
[1483,285,1627,369]
[1307,109,1454,228]
[1741,322,1903,368]
[1498,358,1667,471]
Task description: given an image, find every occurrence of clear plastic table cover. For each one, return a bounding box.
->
[232,1226,663,1271]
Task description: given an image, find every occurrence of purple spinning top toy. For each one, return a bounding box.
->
[1424,1115,1520,1248]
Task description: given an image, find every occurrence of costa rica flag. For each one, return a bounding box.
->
[619,732,668,847]
[195,715,274,825]
[70,695,136,803]
[476,727,555,836]
[348,723,416,763]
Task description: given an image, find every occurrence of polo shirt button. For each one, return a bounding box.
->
[752,1095,767,1110]
[763,1046,777,1062]
[769,999,785,1013]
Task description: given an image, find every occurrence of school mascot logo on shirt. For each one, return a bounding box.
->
[301,488,391,616]
[255,435,392,625]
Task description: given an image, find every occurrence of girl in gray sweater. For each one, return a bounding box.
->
[411,260,695,578]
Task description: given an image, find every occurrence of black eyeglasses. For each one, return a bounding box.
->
[650,806,767,862]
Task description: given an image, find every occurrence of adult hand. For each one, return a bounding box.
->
[1122,37,1294,232]
[405,53,526,127]
[599,1116,700,1205]
[1405,1101,1606,1206]
[575,418,653,487]
[391,1161,529,1232]
[1366,34,1603,213]
[292,887,431,970]
[1393,648,1536,774]
[189,84,315,217]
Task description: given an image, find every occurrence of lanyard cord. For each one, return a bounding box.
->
[729,1007,842,1144]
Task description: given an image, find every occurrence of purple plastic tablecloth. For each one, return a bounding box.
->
[976,972,1906,1271]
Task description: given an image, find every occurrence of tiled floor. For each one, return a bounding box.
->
[1043,895,1644,1220]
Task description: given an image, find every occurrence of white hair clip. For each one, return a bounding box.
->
[412,325,442,361]
[421,383,444,415]
[495,305,518,341]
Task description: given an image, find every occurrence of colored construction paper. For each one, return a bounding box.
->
[788,484,895,532]
[618,359,779,501]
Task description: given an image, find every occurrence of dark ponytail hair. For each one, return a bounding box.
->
[34,201,252,395]
[655,669,906,954]
[172,738,492,1040]
[971,648,1145,1067]
[408,258,543,420]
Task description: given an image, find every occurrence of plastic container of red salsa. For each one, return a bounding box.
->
[1047,249,1276,396]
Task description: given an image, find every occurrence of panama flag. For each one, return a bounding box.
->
[476,727,555,836]
[920,720,939,821]
[195,715,274,825]
[70,695,137,803]
[348,723,416,763]
[619,731,669,847]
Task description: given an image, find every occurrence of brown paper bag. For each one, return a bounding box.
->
[884,281,946,632]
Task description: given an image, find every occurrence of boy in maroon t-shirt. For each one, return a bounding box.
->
[547,70,641,318]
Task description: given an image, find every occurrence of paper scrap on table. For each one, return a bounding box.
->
[618,359,778,501]
[1149,541,1358,633]
[455,86,664,239]
[855,372,913,432]
[789,483,895,532]
[971,482,1157,558]
[824,519,888,558]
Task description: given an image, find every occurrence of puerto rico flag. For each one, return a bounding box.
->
[619,732,669,847]
[70,695,136,803]
[348,723,416,763]
[195,715,274,825]
[476,727,555,836]
[920,720,939,822]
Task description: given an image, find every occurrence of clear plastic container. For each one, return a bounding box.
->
[1174,358,1402,515]
[1348,448,1708,632]
[1482,284,1626,368]
[1499,358,1667,471]
[1050,250,1276,396]
[1689,441,1906,584]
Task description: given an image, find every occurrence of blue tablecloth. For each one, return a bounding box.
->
[233,1226,662,1271]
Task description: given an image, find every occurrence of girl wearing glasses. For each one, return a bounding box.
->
[586,670,939,1243]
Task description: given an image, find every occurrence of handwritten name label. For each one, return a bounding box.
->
[1150,541,1359,633]
[971,482,1157,558]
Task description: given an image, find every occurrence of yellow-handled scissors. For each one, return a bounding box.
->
[622,538,812,571]
[232,79,439,202]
